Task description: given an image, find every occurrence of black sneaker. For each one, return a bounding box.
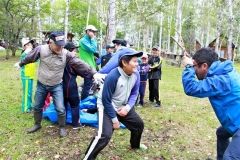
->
[72,124,82,130]
[155,101,161,107]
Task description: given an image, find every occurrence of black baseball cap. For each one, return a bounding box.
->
[106,44,115,49]
[49,31,65,46]
[64,42,78,51]
[112,39,127,47]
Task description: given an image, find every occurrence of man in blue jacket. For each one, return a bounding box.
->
[182,48,240,159]
[84,48,145,160]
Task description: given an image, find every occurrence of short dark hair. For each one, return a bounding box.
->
[119,55,135,68]
[192,48,219,67]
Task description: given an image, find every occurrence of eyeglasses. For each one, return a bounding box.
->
[193,62,205,68]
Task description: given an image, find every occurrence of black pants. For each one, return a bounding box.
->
[64,97,80,127]
[149,79,160,104]
[84,108,144,160]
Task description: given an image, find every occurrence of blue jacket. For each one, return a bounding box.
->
[182,60,240,134]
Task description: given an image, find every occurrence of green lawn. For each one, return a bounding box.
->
[1,51,239,160]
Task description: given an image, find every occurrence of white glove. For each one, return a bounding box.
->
[14,62,20,70]
[182,56,193,67]
[93,73,107,83]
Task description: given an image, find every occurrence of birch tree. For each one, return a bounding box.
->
[64,0,70,42]
[106,0,116,44]
[227,0,233,60]
[173,0,183,55]
[36,0,43,44]
[158,13,163,50]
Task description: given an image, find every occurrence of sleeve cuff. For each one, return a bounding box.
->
[112,117,119,123]
[125,104,131,112]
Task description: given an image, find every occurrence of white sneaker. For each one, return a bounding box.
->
[139,144,148,150]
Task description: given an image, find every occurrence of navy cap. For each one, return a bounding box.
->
[112,39,127,47]
[49,31,65,46]
[106,44,115,49]
[118,48,143,62]
[64,42,78,51]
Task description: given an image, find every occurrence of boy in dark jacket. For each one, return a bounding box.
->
[63,42,81,129]
[148,47,162,107]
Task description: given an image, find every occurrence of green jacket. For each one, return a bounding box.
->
[78,35,97,69]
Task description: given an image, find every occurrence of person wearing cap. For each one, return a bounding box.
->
[18,39,36,112]
[79,25,98,100]
[112,39,127,52]
[137,53,150,107]
[100,44,114,68]
[16,31,103,137]
[148,46,162,107]
[84,48,146,160]
[63,42,81,129]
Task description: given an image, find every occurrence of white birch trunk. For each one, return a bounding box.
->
[50,0,54,26]
[64,0,70,42]
[86,0,92,26]
[167,15,172,52]
[215,9,222,53]
[159,13,163,50]
[36,0,43,44]
[173,0,182,55]
[137,30,141,50]
[106,0,116,44]
[205,22,210,47]
[227,0,233,60]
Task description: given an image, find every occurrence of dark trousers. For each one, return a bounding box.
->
[139,81,147,105]
[81,77,93,100]
[216,126,240,160]
[64,97,80,127]
[84,108,144,160]
[149,79,160,104]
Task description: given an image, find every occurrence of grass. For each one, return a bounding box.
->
[1,50,239,160]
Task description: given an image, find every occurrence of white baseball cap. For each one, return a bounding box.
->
[85,25,98,31]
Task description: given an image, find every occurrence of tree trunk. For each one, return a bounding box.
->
[86,0,92,26]
[64,0,70,42]
[173,0,182,55]
[227,0,233,60]
[167,15,172,52]
[205,22,210,47]
[215,8,222,53]
[158,13,163,50]
[36,0,43,44]
[106,0,116,44]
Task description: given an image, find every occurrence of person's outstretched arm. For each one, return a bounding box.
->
[19,46,41,67]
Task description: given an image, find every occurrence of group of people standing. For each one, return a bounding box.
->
[16,23,240,159]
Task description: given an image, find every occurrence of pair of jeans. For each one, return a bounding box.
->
[33,81,65,116]
[216,126,240,160]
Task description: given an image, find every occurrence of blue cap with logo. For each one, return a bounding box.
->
[118,47,143,62]
[49,31,65,46]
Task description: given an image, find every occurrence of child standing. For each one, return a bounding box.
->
[137,53,150,107]
[63,42,81,129]
[20,39,36,112]
[148,47,162,107]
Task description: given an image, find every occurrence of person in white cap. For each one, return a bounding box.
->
[18,38,36,112]
[78,25,98,100]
